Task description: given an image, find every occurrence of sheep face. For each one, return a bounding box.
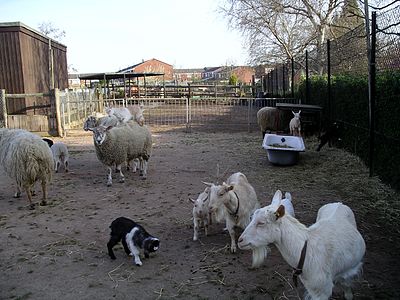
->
[83,116,97,131]
[238,205,284,250]
[91,125,112,145]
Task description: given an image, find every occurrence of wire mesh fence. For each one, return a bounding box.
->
[260,5,400,189]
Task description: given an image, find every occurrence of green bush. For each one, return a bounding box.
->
[295,71,400,190]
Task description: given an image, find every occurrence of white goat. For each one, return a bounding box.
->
[106,106,133,123]
[289,110,301,137]
[190,187,212,241]
[249,189,296,268]
[206,172,260,253]
[238,202,365,300]
[129,104,145,126]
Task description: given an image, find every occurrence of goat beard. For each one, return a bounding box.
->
[252,246,268,268]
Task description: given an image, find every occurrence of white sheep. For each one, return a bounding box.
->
[0,128,53,209]
[238,202,365,300]
[50,142,69,173]
[190,187,213,241]
[289,110,301,137]
[205,172,260,253]
[86,121,152,186]
[257,107,291,137]
[84,115,143,175]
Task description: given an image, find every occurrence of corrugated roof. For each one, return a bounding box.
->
[79,72,164,80]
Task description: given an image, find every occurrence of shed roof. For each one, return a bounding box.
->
[79,72,164,80]
[0,21,67,49]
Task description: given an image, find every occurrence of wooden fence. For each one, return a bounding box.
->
[0,89,62,136]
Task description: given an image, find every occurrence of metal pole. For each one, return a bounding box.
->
[327,39,332,124]
[291,57,295,98]
[282,64,286,97]
[369,12,377,177]
[305,50,310,104]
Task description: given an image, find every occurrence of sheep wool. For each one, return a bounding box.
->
[0,128,53,208]
[90,120,152,186]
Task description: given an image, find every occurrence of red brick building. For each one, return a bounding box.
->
[119,58,173,81]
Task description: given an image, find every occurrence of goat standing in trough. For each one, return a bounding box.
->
[205,172,260,253]
[238,202,365,300]
[289,110,301,137]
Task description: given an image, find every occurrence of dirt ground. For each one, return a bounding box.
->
[1,126,400,300]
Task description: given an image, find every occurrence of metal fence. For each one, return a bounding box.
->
[60,94,300,134]
[261,5,400,189]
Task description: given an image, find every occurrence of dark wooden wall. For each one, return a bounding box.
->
[0,22,68,115]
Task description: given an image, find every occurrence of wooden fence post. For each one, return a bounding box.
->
[54,88,63,137]
[0,89,7,128]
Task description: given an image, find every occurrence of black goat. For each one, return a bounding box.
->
[316,122,343,151]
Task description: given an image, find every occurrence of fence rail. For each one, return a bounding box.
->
[60,95,300,134]
[0,87,300,135]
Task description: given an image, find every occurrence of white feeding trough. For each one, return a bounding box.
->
[262,134,306,166]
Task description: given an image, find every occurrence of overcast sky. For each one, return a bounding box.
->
[1,0,248,73]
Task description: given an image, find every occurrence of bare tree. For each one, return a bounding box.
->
[220,0,348,69]
[37,22,66,41]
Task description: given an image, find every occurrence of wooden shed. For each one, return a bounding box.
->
[0,22,68,115]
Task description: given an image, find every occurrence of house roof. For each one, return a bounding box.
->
[174,68,204,73]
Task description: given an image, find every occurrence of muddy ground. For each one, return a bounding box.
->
[0,126,399,300]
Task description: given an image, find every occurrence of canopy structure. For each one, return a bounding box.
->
[79,72,165,98]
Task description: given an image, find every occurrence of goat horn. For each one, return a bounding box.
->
[202,181,213,186]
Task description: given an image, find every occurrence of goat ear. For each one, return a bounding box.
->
[225,185,234,192]
[272,190,282,202]
[202,181,213,186]
[284,192,292,202]
[298,110,301,114]
[275,205,285,220]
[189,198,196,204]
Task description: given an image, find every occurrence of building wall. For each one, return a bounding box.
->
[232,66,255,84]
[0,22,68,114]
[132,59,173,81]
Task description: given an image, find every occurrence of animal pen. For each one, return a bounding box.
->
[1,88,300,136]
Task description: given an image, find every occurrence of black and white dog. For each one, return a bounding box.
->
[107,217,160,266]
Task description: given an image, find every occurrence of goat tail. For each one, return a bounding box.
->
[251,246,268,268]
